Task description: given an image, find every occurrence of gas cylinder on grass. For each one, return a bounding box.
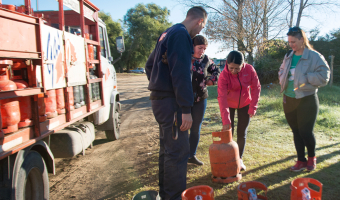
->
[14,80,33,128]
[209,129,242,183]
[237,181,268,200]
[56,88,66,114]
[290,178,322,200]
[0,70,20,134]
[44,89,58,119]
[182,185,214,200]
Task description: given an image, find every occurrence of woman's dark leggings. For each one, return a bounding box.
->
[283,94,319,162]
[230,104,251,159]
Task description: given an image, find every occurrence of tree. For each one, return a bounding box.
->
[287,0,340,27]
[182,0,286,64]
[122,3,172,71]
[98,12,124,72]
[310,28,340,83]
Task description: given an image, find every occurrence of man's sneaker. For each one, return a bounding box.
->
[307,157,317,171]
[188,156,204,165]
[240,159,246,171]
[290,160,307,172]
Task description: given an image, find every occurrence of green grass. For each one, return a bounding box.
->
[124,84,340,199]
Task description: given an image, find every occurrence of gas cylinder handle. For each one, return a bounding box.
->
[212,130,232,144]
[212,131,223,144]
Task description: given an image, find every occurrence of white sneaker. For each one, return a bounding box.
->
[240,159,246,171]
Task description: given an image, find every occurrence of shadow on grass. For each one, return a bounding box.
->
[247,148,340,199]
[263,150,340,199]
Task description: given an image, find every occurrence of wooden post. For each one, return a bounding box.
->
[330,55,334,87]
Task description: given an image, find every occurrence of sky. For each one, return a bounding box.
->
[3,0,340,59]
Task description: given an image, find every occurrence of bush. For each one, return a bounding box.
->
[254,40,289,84]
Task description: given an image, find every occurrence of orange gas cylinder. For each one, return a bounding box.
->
[209,129,242,183]
[290,178,322,200]
[67,87,75,111]
[182,185,214,200]
[12,59,26,69]
[85,33,94,63]
[237,181,268,200]
[88,44,94,61]
[14,80,33,128]
[37,93,47,122]
[44,89,58,119]
[0,73,20,134]
[2,4,16,11]
[56,88,66,114]
[16,5,26,13]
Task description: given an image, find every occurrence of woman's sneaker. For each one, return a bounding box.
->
[290,160,307,172]
[307,157,316,171]
[240,159,246,171]
[188,156,204,165]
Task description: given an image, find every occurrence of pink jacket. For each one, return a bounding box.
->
[217,63,261,125]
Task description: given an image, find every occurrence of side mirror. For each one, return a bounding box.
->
[109,56,113,62]
[116,36,125,53]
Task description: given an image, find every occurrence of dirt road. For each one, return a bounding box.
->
[49,74,159,199]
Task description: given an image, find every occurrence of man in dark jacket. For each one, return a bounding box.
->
[145,6,208,200]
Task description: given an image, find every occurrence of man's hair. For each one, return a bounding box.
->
[186,6,208,20]
[193,35,208,46]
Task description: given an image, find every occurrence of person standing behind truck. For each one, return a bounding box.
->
[145,6,208,200]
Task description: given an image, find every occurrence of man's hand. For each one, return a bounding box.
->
[222,124,231,131]
[180,113,193,131]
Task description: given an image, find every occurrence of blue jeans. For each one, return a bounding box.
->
[189,98,207,158]
[151,98,190,200]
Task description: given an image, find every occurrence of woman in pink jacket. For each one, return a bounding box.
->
[217,51,261,171]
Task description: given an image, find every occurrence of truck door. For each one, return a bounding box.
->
[96,23,115,124]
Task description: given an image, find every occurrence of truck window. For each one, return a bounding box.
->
[99,26,107,58]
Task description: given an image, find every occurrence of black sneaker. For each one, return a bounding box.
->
[188,156,204,165]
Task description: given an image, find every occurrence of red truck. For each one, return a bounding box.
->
[0,0,124,199]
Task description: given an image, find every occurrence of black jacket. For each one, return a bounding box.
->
[145,24,193,113]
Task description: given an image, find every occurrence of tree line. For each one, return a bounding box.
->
[99,3,171,73]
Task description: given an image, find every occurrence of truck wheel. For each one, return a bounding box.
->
[105,102,120,141]
[15,150,49,200]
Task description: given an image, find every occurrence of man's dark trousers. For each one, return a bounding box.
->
[151,97,190,200]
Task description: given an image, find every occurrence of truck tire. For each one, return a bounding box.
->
[105,102,120,141]
[15,150,49,200]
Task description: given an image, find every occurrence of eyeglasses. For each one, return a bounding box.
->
[287,26,302,35]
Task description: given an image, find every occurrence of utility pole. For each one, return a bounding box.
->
[330,55,334,87]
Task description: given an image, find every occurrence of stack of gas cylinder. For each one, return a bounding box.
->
[0,58,99,136]
[0,60,33,135]
[0,4,34,15]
